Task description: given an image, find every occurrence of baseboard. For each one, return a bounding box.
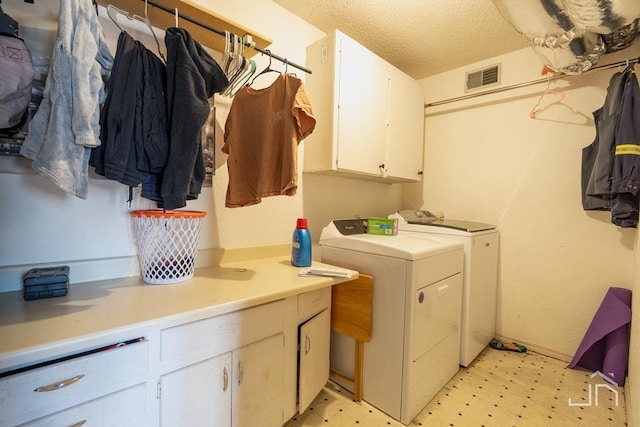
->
[626,379,633,427]
[494,335,572,362]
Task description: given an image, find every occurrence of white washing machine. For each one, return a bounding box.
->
[390,210,500,367]
[319,219,464,425]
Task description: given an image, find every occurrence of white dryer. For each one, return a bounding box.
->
[390,210,500,367]
[319,219,464,425]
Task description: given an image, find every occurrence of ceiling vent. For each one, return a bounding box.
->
[465,64,501,92]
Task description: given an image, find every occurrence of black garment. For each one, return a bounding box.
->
[137,44,168,175]
[162,27,228,210]
[581,71,630,210]
[90,32,168,192]
[91,31,141,186]
[137,44,168,203]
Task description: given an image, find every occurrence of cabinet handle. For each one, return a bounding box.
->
[305,335,311,355]
[34,374,85,392]
[223,367,229,392]
[69,421,87,427]
[237,361,243,386]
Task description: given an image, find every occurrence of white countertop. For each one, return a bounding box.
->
[0,256,356,372]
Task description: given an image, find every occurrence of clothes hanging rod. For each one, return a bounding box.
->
[140,0,312,75]
[424,56,640,108]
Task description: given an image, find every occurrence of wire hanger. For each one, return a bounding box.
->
[141,0,165,62]
[106,4,125,32]
[529,75,566,119]
[225,34,244,80]
[224,35,258,96]
[107,2,165,62]
[220,31,232,72]
[247,49,280,87]
[621,58,635,74]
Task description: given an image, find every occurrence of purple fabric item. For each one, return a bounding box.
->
[568,287,632,386]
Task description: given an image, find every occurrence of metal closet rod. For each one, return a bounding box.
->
[425,56,640,108]
[140,0,312,75]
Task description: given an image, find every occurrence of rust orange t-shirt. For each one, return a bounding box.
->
[223,74,316,207]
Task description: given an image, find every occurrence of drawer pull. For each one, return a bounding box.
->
[223,367,229,392]
[69,421,87,427]
[34,374,85,392]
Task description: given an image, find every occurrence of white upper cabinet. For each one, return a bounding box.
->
[335,34,389,176]
[386,67,425,181]
[304,30,424,183]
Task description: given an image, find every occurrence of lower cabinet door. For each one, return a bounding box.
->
[19,383,146,427]
[298,309,330,413]
[160,352,232,427]
[232,333,285,427]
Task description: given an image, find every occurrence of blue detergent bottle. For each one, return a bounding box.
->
[291,218,312,267]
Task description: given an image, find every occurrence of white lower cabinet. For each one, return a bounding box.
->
[298,309,330,413]
[1,286,336,427]
[159,333,285,427]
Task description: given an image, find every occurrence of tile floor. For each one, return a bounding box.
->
[285,347,627,426]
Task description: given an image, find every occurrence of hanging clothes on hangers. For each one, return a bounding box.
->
[89,31,168,203]
[20,0,113,199]
[581,69,631,210]
[161,27,228,209]
[222,73,316,207]
[611,65,640,228]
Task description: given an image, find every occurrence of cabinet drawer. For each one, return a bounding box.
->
[297,287,331,323]
[0,339,148,426]
[161,300,285,364]
[18,383,146,427]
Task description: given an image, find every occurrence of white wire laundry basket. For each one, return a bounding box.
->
[130,210,206,284]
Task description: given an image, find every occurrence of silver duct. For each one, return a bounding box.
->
[491,0,640,74]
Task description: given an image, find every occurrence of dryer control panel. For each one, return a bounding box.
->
[332,219,368,235]
[398,210,440,224]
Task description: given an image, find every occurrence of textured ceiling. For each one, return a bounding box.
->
[272,0,531,79]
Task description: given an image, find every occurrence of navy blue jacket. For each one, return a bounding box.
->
[611,70,640,228]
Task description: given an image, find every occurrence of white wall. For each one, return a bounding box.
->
[0,0,404,290]
[416,44,640,366]
[631,230,640,425]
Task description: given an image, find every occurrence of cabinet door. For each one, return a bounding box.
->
[386,67,424,181]
[160,352,232,427]
[232,333,285,427]
[298,309,330,413]
[336,34,389,176]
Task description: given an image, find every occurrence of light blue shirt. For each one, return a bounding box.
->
[20,0,113,199]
